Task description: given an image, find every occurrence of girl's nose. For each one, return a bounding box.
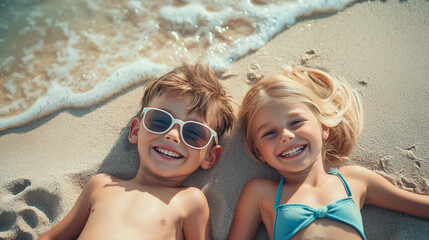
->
[164,124,181,143]
[280,128,295,142]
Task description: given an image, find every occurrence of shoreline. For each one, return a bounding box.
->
[1,0,429,239]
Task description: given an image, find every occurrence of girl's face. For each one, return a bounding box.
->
[250,100,329,174]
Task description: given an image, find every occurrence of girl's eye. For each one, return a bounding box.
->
[290,119,305,127]
[291,120,301,126]
[262,130,276,138]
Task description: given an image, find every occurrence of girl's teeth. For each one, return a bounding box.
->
[281,146,304,157]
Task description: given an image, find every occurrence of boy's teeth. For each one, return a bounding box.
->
[156,147,181,158]
[281,146,304,157]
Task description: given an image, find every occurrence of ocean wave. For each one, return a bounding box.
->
[0,0,353,131]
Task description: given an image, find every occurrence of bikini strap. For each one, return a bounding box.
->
[328,168,352,197]
[274,177,285,209]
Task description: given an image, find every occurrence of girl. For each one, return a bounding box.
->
[228,65,429,240]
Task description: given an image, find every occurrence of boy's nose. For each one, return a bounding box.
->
[164,124,181,143]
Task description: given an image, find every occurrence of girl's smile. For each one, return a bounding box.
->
[279,144,307,159]
[250,100,328,173]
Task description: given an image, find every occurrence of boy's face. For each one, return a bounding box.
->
[129,95,221,181]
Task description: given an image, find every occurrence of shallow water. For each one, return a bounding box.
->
[0,0,353,131]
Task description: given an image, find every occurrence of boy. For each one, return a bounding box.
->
[39,63,235,240]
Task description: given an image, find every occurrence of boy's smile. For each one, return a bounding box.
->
[154,146,184,160]
[129,94,221,183]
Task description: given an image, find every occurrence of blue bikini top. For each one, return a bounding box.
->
[273,168,366,240]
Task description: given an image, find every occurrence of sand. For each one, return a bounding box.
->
[1,0,429,239]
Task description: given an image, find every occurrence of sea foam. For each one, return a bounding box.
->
[0,0,353,131]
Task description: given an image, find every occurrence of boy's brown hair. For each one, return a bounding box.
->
[140,63,235,137]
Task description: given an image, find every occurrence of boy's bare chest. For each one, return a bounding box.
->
[81,186,186,240]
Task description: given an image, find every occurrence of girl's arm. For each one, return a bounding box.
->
[228,178,266,240]
[38,174,104,240]
[353,166,429,219]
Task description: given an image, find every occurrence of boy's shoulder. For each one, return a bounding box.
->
[88,173,116,184]
[175,186,209,207]
[84,173,122,191]
[160,186,210,221]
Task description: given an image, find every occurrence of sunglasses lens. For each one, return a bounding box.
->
[144,109,172,133]
[143,108,214,149]
[182,123,212,148]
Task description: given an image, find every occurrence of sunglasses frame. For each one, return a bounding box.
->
[141,107,218,149]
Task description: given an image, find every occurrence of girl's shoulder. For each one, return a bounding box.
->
[237,178,280,215]
[337,166,375,207]
[337,165,385,195]
[246,177,280,188]
[242,177,280,199]
[338,165,376,180]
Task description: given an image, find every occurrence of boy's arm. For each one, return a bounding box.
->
[350,166,429,219]
[182,187,212,240]
[228,178,265,240]
[38,174,104,240]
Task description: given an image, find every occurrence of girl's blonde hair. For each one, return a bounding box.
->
[240,65,363,165]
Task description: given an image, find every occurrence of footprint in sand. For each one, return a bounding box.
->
[0,179,60,240]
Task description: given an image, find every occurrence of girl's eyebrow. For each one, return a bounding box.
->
[256,122,271,133]
[255,112,303,133]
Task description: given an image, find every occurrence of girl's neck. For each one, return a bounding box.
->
[279,160,328,186]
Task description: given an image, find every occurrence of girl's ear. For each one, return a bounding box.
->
[255,148,266,163]
[321,124,330,140]
[129,118,140,144]
[200,145,222,170]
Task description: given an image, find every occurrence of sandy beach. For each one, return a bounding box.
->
[1,0,429,239]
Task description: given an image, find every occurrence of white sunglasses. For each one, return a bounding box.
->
[141,107,218,149]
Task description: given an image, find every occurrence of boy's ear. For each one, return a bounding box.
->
[128,118,140,144]
[321,124,330,140]
[200,145,222,170]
